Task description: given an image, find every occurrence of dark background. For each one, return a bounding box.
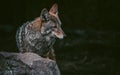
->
[0,0,120,75]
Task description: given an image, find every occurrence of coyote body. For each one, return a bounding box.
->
[16,4,65,60]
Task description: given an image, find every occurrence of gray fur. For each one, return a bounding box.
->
[16,5,65,60]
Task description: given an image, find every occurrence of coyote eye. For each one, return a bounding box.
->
[53,25,57,28]
[52,25,57,28]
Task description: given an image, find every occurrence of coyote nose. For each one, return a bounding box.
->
[63,32,66,37]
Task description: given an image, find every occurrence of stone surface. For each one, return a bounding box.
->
[0,52,61,75]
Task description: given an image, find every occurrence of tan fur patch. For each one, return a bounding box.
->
[31,17,42,31]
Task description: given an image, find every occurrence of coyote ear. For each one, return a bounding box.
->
[40,8,50,21]
[49,3,58,15]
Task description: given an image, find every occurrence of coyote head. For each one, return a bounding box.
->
[40,4,66,39]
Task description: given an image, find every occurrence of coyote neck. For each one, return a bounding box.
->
[33,34,56,56]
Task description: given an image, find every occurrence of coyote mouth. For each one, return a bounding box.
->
[55,34,64,39]
[52,31,64,39]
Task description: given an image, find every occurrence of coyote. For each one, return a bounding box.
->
[16,4,66,60]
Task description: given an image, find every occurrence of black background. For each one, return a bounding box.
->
[0,0,120,75]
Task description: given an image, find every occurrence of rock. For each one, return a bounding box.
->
[0,52,61,75]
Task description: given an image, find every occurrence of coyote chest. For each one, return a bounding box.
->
[26,28,56,55]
